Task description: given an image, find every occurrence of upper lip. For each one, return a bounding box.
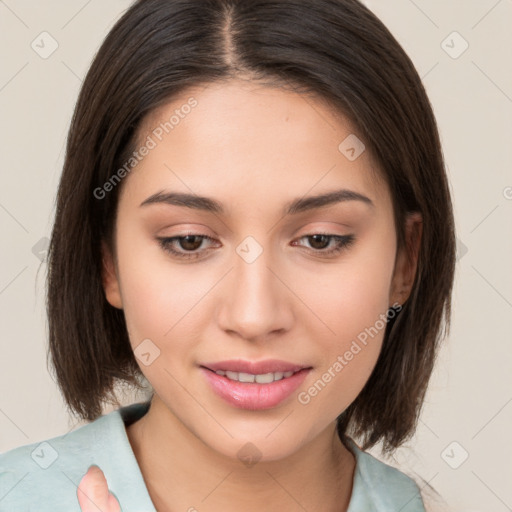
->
[201,359,310,374]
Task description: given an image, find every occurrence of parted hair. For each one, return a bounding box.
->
[46,0,456,454]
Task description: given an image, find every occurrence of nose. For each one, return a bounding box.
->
[216,241,294,343]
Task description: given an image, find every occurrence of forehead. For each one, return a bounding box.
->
[123,79,389,211]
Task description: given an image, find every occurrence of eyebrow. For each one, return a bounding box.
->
[139,188,374,215]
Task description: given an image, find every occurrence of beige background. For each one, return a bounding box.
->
[1,1,511,511]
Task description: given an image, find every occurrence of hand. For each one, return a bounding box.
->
[77,465,121,512]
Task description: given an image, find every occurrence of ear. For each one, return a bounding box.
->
[101,240,123,309]
[389,212,423,307]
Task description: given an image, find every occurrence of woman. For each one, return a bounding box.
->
[0,1,455,510]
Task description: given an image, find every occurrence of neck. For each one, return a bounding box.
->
[126,395,356,512]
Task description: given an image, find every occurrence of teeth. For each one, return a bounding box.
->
[238,372,255,383]
[255,373,274,384]
[215,370,298,383]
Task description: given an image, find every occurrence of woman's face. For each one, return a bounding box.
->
[102,79,417,461]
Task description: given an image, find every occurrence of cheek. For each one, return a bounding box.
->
[298,340,383,422]
[115,231,219,358]
[297,278,391,421]
[296,239,396,344]
[113,230,179,343]
[121,270,203,347]
[293,235,396,414]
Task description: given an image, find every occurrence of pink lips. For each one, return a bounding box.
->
[200,359,311,410]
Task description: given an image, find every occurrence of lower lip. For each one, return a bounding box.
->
[200,367,310,410]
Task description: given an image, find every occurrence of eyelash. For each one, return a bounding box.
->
[157,233,355,260]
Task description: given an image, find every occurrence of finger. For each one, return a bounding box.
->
[108,493,122,512]
[77,465,120,512]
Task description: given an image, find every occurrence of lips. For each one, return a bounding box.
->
[200,359,312,410]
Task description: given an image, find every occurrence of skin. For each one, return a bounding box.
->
[81,78,422,511]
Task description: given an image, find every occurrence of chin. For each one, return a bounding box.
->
[198,421,314,466]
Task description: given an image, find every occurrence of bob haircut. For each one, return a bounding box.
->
[46,0,456,454]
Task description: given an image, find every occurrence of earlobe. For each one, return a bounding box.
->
[389,212,423,307]
[101,241,123,309]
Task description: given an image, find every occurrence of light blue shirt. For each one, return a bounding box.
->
[0,401,426,511]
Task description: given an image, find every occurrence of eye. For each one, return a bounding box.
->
[157,234,220,260]
[292,233,355,257]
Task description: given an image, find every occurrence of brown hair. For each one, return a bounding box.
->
[47,0,456,454]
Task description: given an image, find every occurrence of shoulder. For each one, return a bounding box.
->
[346,438,426,512]
[0,410,119,511]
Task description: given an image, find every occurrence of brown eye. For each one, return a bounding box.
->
[292,233,356,257]
[157,234,220,260]
[178,235,204,251]
[307,234,331,250]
